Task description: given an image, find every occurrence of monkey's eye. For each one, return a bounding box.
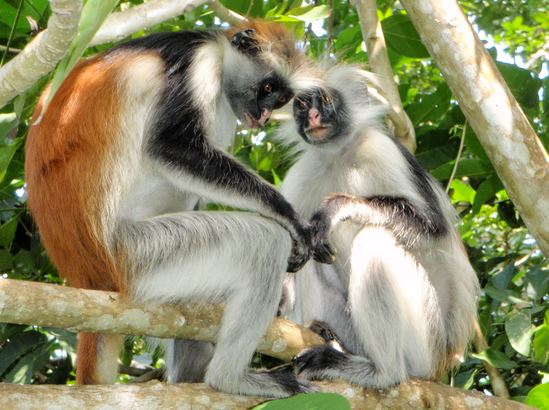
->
[322,94,332,104]
[298,99,307,109]
[277,94,288,105]
[263,83,273,94]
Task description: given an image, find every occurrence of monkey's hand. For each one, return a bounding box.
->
[230,29,260,56]
[309,211,337,265]
[286,222,313,273]
[308,194,355,264]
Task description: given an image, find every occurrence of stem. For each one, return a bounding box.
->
[446,121,467,193]
[1,0,25,66]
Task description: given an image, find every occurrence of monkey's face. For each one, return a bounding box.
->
[293,87,349,144]
[226,72,294,129]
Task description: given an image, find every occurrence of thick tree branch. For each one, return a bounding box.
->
[353,0,417,153]
[400,0,549,257]
[0,380,531,409]
[0,0,83,108]
[0,278,324,361]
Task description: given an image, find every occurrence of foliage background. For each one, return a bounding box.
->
[0,0,547,405]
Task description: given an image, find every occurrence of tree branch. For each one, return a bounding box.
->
[0,278,324,362]
[473,319,511,399]
[0,0,83,108]
[0,380,531,409]
[400,0,549,257]
[353,0,417,153]
[90,0,207,46]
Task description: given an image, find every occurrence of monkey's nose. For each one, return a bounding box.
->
[308,107,322,127]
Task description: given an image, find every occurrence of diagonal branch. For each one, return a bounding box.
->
[0,0,83,108]
[353,0,417,153]
[90,0,244,47]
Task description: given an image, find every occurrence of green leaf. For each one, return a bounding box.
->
[452,368,478,390]
[533,323,549,364]
[472,348,517,369]
[253,392,351,410]
[0,248,12,270]
[0,138,22,183]
[287,5,330,23]
[472,175,504,214]
[505,311,534,356]
[407,83,452,126]
[41,0,119,115]
[483,285,528,305]
[431,159,495,180]
[381,14,430,58]
[526,383,549,410]
[0,113,17,140]
[0,330,47,375]
[0,216,17,248]
[449,179,475,204]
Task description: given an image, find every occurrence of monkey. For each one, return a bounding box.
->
[25,22,329,397]
[277,65,480,388]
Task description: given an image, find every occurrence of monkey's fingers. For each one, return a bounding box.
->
[313,241,336,264]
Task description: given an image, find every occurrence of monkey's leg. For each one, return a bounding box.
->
[116,211,314,397]
[165,339,214,383]
[294,227,442,388]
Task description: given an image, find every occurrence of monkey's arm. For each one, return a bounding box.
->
[310,193,448,259]
[152,141,313,271]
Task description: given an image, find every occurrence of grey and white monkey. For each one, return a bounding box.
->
[26,22,328,397]
[278,65,480,388]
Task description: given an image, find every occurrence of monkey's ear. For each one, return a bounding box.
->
[230,29,260,56]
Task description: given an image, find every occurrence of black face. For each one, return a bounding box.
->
[235,74,294,129]
[293,87,348,144]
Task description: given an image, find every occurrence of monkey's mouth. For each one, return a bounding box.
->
[244,110,271,128]
[305,125,331,141]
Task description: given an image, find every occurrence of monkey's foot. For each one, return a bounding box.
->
[292,346,348,380]
[308,320,348,352]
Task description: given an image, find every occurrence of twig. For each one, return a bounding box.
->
[473,319,511,399]
[446,121,467,193]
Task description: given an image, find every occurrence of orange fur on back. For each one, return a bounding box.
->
[26,56,124,292]
[25,53,151,384]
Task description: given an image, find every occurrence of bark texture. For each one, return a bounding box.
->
[353,0,417,153]
[0,380,532,409]
[0,278,324,361]
[0,0,83,108]
[400,0,549,256]
[90,0,210,46]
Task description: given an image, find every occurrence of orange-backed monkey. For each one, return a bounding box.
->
[25,22,328,397]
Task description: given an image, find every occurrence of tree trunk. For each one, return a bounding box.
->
[0,380,532,409]
[400,0,549,257]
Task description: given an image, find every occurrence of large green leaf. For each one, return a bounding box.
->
[472,175,504,214]
[472,348,517,369]
[253,392,351,410]
[0,138,22,184]
[505,310,534,356]
[407,83,452,126]
[381,14,430,58]
[0,216,18,248]
[533,324,549,364]
[431,159,495,180]
[526,383,549,410]
[0,330,47,376]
